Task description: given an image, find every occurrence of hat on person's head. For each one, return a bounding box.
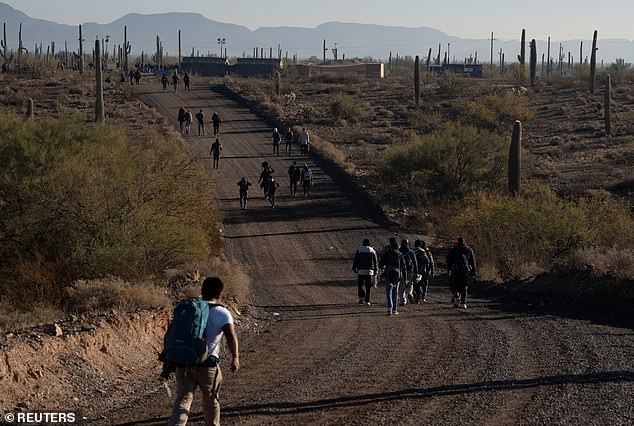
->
[401,238,409,246]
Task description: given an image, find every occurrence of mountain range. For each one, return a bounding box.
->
[1,1,632,64]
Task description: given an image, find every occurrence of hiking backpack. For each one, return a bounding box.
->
[414,247,430,275]
[303,169,312,181]
[452,250,472,275]
[163,298,210,366]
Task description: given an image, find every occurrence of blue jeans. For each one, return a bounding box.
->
[385,282,398,313]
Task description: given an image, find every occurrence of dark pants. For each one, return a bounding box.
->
[273,143,279,156]
[285,142,292,155]
[414,274,429,303]
[453,273,469,304]
[213,123,220,135]
[239,191,248,209]
[303,181,311,195]
[290,179,298,195]
[213,154,220,169]
[357,275,372,303]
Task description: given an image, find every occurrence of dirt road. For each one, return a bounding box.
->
[109,83,634,425]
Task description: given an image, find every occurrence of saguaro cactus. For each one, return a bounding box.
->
[426,48,432,72]
[1,22,14,69]
[604,74,611,135]
[508,120,522,196]
[95,39,105,123]
[529,39,537,86]
[26,98,34,120]
[123,26,131,72]
[590,30,598,93]
[17,23,28,70]
[517,29,526,66]
[414,55,420,106]
[78,25,84,73]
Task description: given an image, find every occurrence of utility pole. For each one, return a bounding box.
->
[490,32,497,68]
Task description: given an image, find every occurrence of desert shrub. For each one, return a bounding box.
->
[445,184,634,280]
[461,91,535,130]
[174,258,252,304]
[436,71,465,96]
[64,278,171,315]
[0,113,221,307]
[383,124,507,200]
[329,91,370,122]
[0,301,64,333]
[409,110,448,134]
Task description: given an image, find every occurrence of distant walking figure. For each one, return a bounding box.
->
[196,110,206,136]
[183,110,193,135]
[272,128,281,156]
[446,236,477,309]
[301,164,312,196]
[284,127,294,156]
[172,72,179,92]
[287,161,301,196]
[211,112,222,136]
[352,239,378,305]
[210,138,223,169]
[237,177,251,209]
[258,161,275,198]
[161,74,169,91]
[177,106,186,133]
[379,237,406,316]
[183,72,190,91]
[298,127,310,156]
[267,177,280,208]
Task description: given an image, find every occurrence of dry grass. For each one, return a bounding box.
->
[64,278,172,315]
[0,303,65,334]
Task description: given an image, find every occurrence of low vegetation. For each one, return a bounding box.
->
[0,112,223,329]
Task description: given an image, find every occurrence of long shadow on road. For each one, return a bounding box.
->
[120,371,634,425]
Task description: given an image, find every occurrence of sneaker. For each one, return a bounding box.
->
[461,304,467,309]
[366,302,371,306]
[393,310,399,315]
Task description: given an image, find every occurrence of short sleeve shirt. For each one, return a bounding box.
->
[204,304,234,358]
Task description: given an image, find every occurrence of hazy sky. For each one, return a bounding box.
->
[3,0,634,40]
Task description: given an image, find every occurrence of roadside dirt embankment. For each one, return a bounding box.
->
[0,310,169,415]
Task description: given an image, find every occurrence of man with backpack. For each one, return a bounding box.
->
[352,239,378,305]
[177,106,186,133]
[164,276,240,426]
[267,176,280,208]
[379,237,406,316]
[398,239,418,306]
[287,161,300,196]
[237,177,251,209]
[446,236,477,308]
[413,240,432,304]
[183,109,193,135]
[301,164,313,196]
[211,112,222,136]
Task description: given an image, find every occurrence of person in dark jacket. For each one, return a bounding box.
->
[258,161,275,199]
[413,240,432,303]
[177,106,186,132]
[211,112,222,135]
[379,237,406,316]
[183,72,190,91]
[284,127,294,156]
[287,161,301,196]
[398,239,418,306]
[352,239,378,305]
[210,138,222,169]
[446,236,477,309]
[237,177,251,209]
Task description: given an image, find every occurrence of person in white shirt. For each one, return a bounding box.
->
[169,277,240,426]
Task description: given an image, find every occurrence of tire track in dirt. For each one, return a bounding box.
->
[103,82,634,426]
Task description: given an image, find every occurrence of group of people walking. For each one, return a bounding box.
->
[177,107,222,138]
[352,236,476,315]
[237,161,313,209]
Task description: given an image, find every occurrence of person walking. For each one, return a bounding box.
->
[237,177,251,209]
[211,112,222,136]
[161,73,169,91]
[267,176,280,208]
[172,71,179,92]
[301,164,312,196]
[379,237,406,316]
[272,128,281,156]
[183,72,190,91]
[446,236,477,309]
[352,239,378,305]
[284,127,294,156]
[196,110,206,136]
[177,106,186,133]
[167,276,239,426]
[183,109,193,135]
[287,161,300,196]
[398,239,418,306]
[413,240,431,303]
[210,138,222,169]
[298,127,310,156]
[258,161,275,199]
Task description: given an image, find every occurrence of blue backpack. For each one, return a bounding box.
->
[164,298,210,366]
